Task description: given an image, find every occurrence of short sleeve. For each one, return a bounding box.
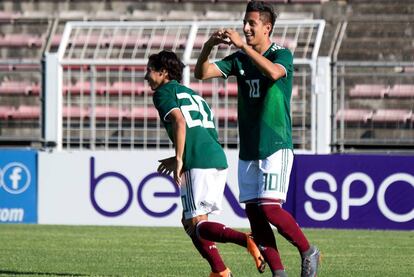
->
[214,52,238,79]
[153,89,179,122]
[273,48,293,78]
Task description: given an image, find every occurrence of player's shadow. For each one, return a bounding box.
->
[0,270,90,276]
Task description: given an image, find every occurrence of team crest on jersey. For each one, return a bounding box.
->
[239,69,245,76]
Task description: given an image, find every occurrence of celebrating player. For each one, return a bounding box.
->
[194,1,320,277]
[146,50,266,277]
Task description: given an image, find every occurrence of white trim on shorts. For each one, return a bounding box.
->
[181,168,228,220]
[238,149,294,203]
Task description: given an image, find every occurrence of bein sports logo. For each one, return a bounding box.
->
[0,162,31,194]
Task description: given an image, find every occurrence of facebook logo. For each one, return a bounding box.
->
[0,162,31,194]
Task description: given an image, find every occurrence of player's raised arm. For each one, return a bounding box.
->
[194,29,228,80]
[223,28,286,82]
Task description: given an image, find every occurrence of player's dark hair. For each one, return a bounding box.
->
[147,50,185,82]
[246,1,277,35]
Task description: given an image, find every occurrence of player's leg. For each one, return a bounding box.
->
[245,201,285,275]
[257,149,320,277]
[185,168,264,273]
[182,216,229,275]
[239,159,284,275]
[181,169,230,276]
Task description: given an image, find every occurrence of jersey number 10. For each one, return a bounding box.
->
[246,79,260,98]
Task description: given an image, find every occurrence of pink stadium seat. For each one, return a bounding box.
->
[0,81,40,95]
[336,109,373,123]
[11,105,40,120]
[0,106,13,119]
[0,11,18,22]
[220,82,238,96]
[0,63,40,71]
[403,67,414,73]
[372,109,412,123]
[51,34,62,47]
[349,84,388,98]
[215,107,238,122]
[387,84,414,98]
[126,107,159,120]
[189,82,216,96]
[292,85,299,99]
[92,106,126,120]
[109,82,147,95]
[63,106,89,119]
[63,81,106,95]
[0,34,44,47]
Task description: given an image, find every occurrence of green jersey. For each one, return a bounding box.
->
[153,80,228,171]
[215,43,294,160]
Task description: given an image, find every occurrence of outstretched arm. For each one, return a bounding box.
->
[194,29,229,80]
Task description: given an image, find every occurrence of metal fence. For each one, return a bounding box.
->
[45,20,326,152]
[332,61,414,152]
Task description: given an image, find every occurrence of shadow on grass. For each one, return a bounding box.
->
[0,270,90,276]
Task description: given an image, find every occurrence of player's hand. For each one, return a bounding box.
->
[223,29,244,49]
[157,156,176,176]
[206,29,232,47]
[174,157,183,187]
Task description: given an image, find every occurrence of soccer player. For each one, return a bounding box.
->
[145,50,266,277]
[194,1,320,277]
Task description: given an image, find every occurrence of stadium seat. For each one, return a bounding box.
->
[0,106,13,119]
[0,81,40,95]
[0,34,44,47]
[349,84,389,98]
[220,82,238,96]
[63,106,89,119]
[63,81,106,95]
[292,85,299,99]
[92,106,126,120]
[126,107,159,120]
[387,84,414,98]
[189,82,217,96]
[11,105,40,120]
[109,82,147,95]
[372,109,412,123]
[0,11,19,22]
[336,109,373,123]
[215,107,238,122]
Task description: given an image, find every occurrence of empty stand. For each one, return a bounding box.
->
[0,106,13,119]
[349,84,388,98]
[11,105,40,120]
[372,109,412,124]
[387,84,414,98]
[336,109,373,123]
[0,80,40,95]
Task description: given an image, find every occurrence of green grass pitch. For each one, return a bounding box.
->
[0,225,412,276]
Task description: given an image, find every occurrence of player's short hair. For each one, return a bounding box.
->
[246,1,277,35]
[147,50,185,82]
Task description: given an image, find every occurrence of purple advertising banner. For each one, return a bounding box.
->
[292,154,414,230]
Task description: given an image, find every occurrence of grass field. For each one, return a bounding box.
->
[0,225,412,277]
